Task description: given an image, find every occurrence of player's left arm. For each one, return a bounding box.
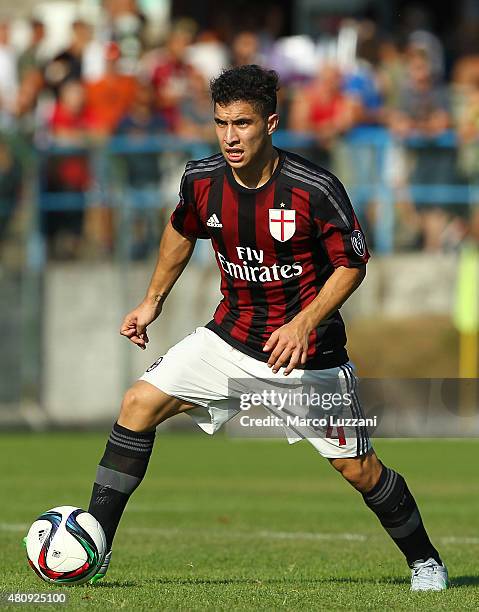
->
[263,265,366,374]
[264,173,369,375]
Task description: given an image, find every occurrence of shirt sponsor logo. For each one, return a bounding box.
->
[269,208,295,242]
[351,229,366,257]
[217,247,303,282]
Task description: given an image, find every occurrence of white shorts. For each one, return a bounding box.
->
[140,327,371,459]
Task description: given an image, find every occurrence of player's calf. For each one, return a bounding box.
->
[361,463,443,567]
[86,382,191,582]
[330,450,447,589]
[88,419,156,552]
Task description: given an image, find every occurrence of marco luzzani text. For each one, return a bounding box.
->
[238,389,377,428]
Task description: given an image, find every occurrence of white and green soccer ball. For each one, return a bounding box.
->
[25,506,106,585]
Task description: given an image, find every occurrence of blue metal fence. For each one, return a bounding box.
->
[34,128,478,258]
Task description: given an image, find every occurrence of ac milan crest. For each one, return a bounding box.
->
[269,208,296,242]
[351,230,366,257]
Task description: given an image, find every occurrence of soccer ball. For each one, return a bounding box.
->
[25,506,106,585]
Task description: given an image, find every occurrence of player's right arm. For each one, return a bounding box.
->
[120,221,196,349]
[121,163,208,349]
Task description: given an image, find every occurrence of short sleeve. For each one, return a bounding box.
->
[170,166,209,239]
[313,174,370,268]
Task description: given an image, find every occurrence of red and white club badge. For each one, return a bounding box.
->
[269,208,296,242]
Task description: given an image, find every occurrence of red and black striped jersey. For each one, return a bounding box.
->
[170,148,369,369]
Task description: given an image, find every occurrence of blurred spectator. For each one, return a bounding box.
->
[333,22,386,241]
[185,31,228,83]
[452,55,479,93]
[44,20,93,97]
[116,82,167,259]
[389,50,450,139]
[343,21,384,126]
[102,0,148,72]
[454,68,479,185]
[0,138,21,244]
[49,80,100,143]
[343,61,383,125]
[377,36,407,110]
[0,20,18,128]
[116,82,166,189]
[85,42,138,135]
[15,20,47,126]
[267,35,317,86]
[288,63,356,166]
[177,69,215,142]
[230,31,262,67]
[15,71,44,133]
[18,19,46,80]
[407,30,444,81]
[389,51,458,251]
[116,83,165,137]
[43,80,100,259]
[148,22,196,132]
[451,53,479,140]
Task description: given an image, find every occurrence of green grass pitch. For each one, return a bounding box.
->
[1,433,478,610]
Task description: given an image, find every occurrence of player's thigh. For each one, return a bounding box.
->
[329,448,382,493]
[118,380,196,431]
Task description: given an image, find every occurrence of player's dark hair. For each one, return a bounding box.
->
[210,64,279,117]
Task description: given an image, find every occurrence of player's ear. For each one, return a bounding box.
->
[266,113,279,135]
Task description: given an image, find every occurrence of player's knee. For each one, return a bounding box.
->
[121,387,146,418]
[119,386,159,429]
[119,383,186,431]
[121,387,141,412]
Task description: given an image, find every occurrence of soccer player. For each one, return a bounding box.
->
[87,65,448,591]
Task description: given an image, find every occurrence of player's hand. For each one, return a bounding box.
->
[120,302,162,350]
[263,318,311,375]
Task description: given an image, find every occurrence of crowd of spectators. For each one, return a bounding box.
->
[2,3,479,258]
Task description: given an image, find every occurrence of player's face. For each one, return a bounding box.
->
[214,101,278,169]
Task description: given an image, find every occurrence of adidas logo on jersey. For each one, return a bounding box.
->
[206,214,223,228]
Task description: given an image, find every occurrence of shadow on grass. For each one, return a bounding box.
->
[450,576,479,588]
[145,576,410,587]
[93,575,479,589]
[89,580,138,588]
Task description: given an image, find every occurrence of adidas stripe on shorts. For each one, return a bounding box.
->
[140,327,371,459]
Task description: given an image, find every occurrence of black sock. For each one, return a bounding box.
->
[363,465,442,567]
[88,422,156,549]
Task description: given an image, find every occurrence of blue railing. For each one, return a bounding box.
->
[35,128,477,258]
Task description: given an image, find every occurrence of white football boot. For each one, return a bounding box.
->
[410,558,448,591]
